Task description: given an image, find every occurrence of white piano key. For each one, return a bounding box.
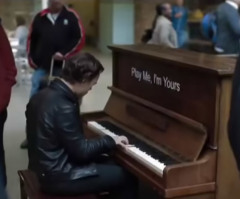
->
[88,121,106,130]
[101,129,117,137]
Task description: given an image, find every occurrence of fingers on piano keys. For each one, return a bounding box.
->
[88,121,166,176]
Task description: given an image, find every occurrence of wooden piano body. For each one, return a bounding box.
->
[82,45,239,199]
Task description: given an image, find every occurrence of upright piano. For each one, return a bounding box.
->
[82,45,239,199]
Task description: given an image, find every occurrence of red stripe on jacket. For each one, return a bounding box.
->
[65,7,85,58]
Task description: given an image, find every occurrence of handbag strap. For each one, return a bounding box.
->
[48,58,65,85]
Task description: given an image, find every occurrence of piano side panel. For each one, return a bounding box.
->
[112,51,218,148]
[216,78,240,199]
[165,151,216,189]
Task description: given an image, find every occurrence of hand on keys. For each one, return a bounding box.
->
[113,136,129,149]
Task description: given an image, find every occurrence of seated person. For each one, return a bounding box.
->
[26,53,138,198]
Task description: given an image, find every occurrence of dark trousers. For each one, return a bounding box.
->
[41,159,138,199]
[0,109,7,187]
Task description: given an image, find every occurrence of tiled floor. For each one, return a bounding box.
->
[5,48,113,199]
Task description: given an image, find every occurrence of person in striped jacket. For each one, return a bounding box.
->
[21,0,85,149]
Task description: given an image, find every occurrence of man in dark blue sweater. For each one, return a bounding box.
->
[215,0,240,54]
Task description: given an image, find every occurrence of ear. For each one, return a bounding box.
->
[81,79,87,83]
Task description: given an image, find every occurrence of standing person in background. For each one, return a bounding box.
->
[148,3,178,48]
[15,16,29,58]
[21,0,85,149]
[215,0,240,54]
[28,0,85,97]
[172,0,189,48]
[0,18,17,196]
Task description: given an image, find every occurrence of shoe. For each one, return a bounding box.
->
[20,139,28,149]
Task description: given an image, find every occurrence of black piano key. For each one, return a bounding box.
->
[98,121,178,165]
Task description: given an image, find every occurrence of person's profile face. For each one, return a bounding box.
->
[74,75,100,98]
[164,4,172,18]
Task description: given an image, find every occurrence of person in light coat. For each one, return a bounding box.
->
[148,3,178,48]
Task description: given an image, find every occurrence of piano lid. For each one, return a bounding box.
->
[109,45,236,76]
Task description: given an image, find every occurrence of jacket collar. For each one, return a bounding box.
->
[50,79,79,103]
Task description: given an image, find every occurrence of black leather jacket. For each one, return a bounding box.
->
[26,79,116,182]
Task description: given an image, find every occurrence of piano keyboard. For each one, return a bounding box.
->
[88,121,177,176]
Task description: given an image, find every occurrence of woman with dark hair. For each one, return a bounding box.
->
[148,3,178,48]
[26,53,138,198]
[141,4,163,43]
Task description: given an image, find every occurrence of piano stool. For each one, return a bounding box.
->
[18,170,99,199]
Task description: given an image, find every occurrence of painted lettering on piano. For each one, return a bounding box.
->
[131,67,181,92]
[131,67,152,84]
[131,67,142,82]
[142,71,152,84]
[163,76,181,92]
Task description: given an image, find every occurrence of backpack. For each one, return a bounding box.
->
[201,12,217,43]
[141,29,153,43]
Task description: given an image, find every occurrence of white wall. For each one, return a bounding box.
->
[99,0,134,53]
[99,0,113,53]
[113,2,134,45]
[42,0,48,9]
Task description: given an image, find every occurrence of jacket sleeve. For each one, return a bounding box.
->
[0,23,17,112]
[56,104,116,163]
[226,9,240,37]
[27,15,39,69]
[158,24,176,48]
[60,10,85,58]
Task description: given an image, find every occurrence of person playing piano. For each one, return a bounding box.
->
[25,53,138,198]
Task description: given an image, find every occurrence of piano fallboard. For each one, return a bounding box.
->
[105,90,207,162]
